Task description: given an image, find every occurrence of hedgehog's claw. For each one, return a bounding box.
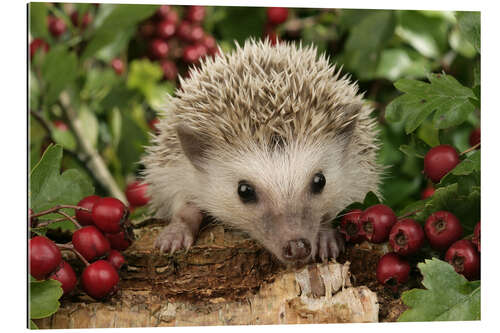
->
[317,227,345,261]
[155,221,196,255]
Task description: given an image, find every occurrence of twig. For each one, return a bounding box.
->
[30,204,89,218]
[59,91,126,203]
[33,215,76,228]
[397,209,423,220]
[57,243,90,267]
[460,143,480,155]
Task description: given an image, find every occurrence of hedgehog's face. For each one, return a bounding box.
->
[177,125,353,264]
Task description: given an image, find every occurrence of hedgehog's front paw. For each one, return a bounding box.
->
[155,222,196,254]
[317,227,345,262]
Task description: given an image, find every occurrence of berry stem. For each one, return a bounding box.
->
[460,142,480,155]
[30,204,90,218]
[398,209,423,219]
[56,243,90,266]
[33,215,77,228]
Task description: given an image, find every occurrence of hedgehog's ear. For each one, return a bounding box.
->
[176,124,210,172]
[336,103,362,143]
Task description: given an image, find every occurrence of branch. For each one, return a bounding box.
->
[58,91,127,203]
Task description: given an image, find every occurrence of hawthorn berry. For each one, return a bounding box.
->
[360,204,397,243]
[445,239,480,280]
[376,253,410,290]
[149,38,169,59]
[423,145,460,183]
[472,221,480,252]
[424,211,463,251]
[156,20,176,39]
[202,34,218,55]
[107,250,126,270]
[111,58,124,75]
[30,38,50,60]
[48,16,67,38]
[53,120,69,131]
[72,226,111,261]
[148,118,160,132]
[421,186,435,199]
[185,5,206,23]
[49,260,77,295]
[92,197,128,234]
[75,195,100,226]
[140,20,156,38]
[469,128,480,148]
[339,209,364,243]
[183,44,202,63]
[106,230,133,251]
[389,219,425,256]
[125,181,150,207]
[190,25,204,42]
[81,260,119,300]
[30,236,62,280]
[176,21,192,41]
[70,11,92,29]
[155,5,172,20]
[267,7,289,25]
[160,60,178,81]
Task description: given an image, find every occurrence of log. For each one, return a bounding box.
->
[34,221,379,328]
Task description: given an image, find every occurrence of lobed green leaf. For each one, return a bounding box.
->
[30,278,63,319]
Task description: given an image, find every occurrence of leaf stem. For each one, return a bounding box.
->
[460,143,480,156]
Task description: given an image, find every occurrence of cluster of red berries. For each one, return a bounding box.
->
[29,195,133,300]
[263,7,289,45]
[340,203,480,290]
[128,5,218,81]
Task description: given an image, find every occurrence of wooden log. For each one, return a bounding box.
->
[34,222,379,328]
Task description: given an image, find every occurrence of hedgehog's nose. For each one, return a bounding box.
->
[283,238,311,261]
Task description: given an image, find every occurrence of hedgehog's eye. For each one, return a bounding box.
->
[238,181,257,204]
[311,172,326,194]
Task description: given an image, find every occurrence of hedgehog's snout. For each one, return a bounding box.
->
[282,238,312,261]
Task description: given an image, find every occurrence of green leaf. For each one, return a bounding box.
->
[40,46,78,106]
[30,278,63,319]
[95,25,136,62]
[117,107,149,175]
[456,12,480,53]
[82,4,158,60]
[342,10,396,80]
[386,74,477,133]
[399,135,431,159]
[126,59,164,100]
[395,11,450,58]
[78,107,99,148]
[398,258,480,321]
[29,145,94,229]
[30,3,49,39]
[375,48,431,81]
[217,7,266,44]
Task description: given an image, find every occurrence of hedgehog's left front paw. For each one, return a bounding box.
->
[155,222,196,255]
[317,227,345,262]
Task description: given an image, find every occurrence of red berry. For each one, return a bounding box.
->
[107,250,126,270]
[267,7,289,25]
[190,25,204,42]
[183,44,202,64]
[376,253,410,290]
[72,226,111,261]
[156,20,176,39]
[92,197,128,234]
[472,221,480,252]
[70,11,92,29]
[424,211,463,251]
[445,239,480,280]
[202,34,218,55]
[149,38,169,59]
[111,58,124,75]
[176,21,192,41]
[421,186,435,199]
[140,20,155,38]
[469,128,480,148]
[339,209,365,243]
[106,230,133,251]
[29,236,62,280]
[185,5,206,23]
[423,145,460,183]
[125,181,150,207]
[53,120,68,131]
[160,60,178,81]
[164,10,179,25]
[81,260,119,299]
[148,118,160,132]
[360,204,397,243]
[30,38,50,60]
[389,219,425,256]
[75,195,100,226]
[49,260,77,295]
[48,16,67,37]
[155,5,171,20]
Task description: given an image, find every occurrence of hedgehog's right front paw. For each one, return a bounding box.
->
[155,222,196,254]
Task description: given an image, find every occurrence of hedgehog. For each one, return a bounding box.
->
[142,39,381,265]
